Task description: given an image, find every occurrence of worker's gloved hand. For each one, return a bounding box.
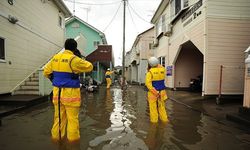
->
[151,88,160,98]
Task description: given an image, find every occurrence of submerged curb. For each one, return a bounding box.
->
[0,96,49,119]
[168,97,211,117]
[169,96,250,127]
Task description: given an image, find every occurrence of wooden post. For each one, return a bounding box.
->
[216,65,223,104]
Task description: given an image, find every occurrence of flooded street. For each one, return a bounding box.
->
[0,85,250,150]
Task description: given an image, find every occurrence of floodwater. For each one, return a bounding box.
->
[0,85,250,150]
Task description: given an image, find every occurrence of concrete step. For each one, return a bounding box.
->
[0,95,49,118]
[25,81,39,86]
[29,77,39,82]
[0,94,41,105]
[33,73,39,78]
[20,85,39,90]
[14,90,39,95]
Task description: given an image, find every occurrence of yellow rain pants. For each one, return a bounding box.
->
[106,78,111,88]
[145,65,168,123]
[44,50,93,141]
[105,71,114,88]
[51,104,80,141]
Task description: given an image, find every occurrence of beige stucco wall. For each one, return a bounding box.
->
[0,0,65,94]
[137,28,154,84]
[139,28,154,60]
[153,0,250,95]
[205,0,250,95]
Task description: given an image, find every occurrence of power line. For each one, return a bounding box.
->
[64,0,121,6]
[127,4,139,34]
[103,1,123,32]
[127,3,151,24]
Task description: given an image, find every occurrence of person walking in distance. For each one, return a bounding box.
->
[105,68,114,89]
[44,39,93,142]
[145,57,168,123]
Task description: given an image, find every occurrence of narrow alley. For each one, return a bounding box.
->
[0,85,249,150]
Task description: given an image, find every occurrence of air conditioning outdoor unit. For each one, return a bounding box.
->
[153,38,159,47]
[164,24,172,37]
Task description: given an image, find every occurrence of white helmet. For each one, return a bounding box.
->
[107,68,110,71]
[148,57,159,67]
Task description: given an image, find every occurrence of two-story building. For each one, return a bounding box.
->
[125,27,155,84]
[151,0,250,96]
[0,0,71,95]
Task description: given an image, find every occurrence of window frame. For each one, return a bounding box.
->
[156,14,167,37]
[58,15,64,28]
[158,56,166,67]
[0,37,5,61]
[170,0,189,22]
[93,41,100,47]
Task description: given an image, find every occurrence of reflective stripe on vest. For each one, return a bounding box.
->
[52,71,80,88]
[152,80,166,91]
[106,75,111,78]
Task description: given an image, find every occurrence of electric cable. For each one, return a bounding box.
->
[127,3,150,23]
[64,0,121,6]
[127,4,139,34]
[102,1,123,32]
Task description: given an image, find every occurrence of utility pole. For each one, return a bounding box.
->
[122,0,127,88]
[73,0,76,16]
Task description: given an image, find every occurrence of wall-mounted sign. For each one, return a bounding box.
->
[182,0,203,22]
[182,0,203,27]
[167,66,173,76]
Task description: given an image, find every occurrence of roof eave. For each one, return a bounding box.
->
[65,16,107,44]
[53,0,72,18]
[151,0,169,24]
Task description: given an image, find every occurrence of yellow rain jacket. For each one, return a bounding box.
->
[44,50,93,107]
[105,70,114,88]
[145,64,168,123]
[44,50,93,141]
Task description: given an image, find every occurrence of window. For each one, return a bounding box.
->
[175,0,181,15]
[159,57,165,67]
[93,41,100,47]
[0,37,5,60]
[156,14,166,37]
[58,15,64,28]
[162,14,166,32]
[149,43,154,49]
[171,0,189,19]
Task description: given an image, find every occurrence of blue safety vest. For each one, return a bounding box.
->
[149,66,166,91]
[152,80,166,91]
[52,71,80,88]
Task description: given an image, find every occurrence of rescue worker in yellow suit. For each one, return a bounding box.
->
[43,39,93,142]
[145,57,168,123]
[105,68,114,88]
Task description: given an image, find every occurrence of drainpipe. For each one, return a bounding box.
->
[202,2,208,96]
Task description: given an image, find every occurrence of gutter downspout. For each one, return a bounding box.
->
[202,0,208,96]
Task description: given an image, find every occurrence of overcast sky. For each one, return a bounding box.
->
[63,0,161,66]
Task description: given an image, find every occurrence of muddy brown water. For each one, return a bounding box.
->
[0,85,249,150]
